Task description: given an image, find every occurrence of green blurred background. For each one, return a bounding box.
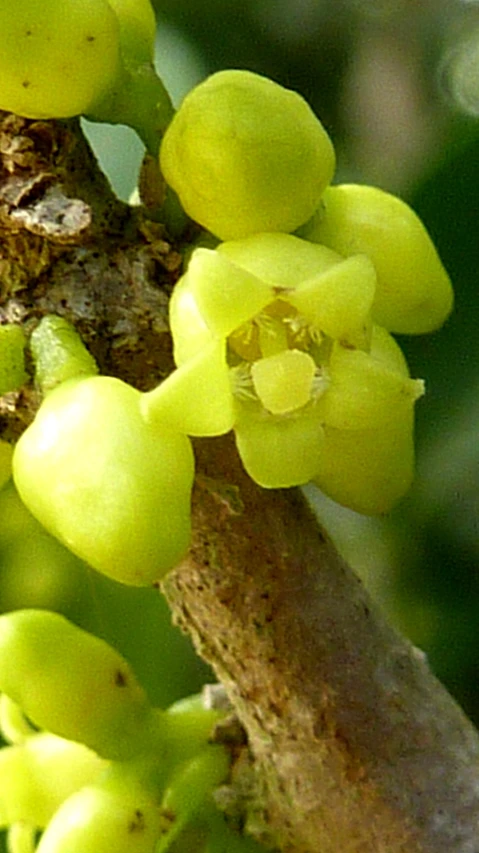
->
[2,0,479,727]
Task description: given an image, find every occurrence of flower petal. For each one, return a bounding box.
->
[251,350,316,415]
[141,340,234,436]
[169,276,215,366]
[288,254,376,348]
[313,410,415,514]
[218,232,340,289]
[185,248,273,337]
[315,336,424,430]
[235,409,324,488]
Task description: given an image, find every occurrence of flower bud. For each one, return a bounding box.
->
[0,610,153,760]
[303,184,453,334]
[0,0,122,119]
[160,70,335,240]
[0,733,106,828]
[13,376,194,586]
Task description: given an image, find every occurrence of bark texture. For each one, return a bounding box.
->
[164,437,479,852]
[1,113,479,853]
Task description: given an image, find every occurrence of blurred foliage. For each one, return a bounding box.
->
[393,127,479,721]
[2,0,479,732]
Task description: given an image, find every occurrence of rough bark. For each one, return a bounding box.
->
[1,113,479,853]
[164,437,479,852]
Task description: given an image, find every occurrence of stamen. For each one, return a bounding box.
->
[283,313,323,348]
[231,362,257,401]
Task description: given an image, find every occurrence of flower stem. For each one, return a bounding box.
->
[86,63,175,157]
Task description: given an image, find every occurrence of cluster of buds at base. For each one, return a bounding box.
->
[0,610,256,853]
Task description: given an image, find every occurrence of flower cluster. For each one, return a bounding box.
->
[6,69,454,595]
[0,610,260,853]
[152,70,453,515]
[0,13,456,853]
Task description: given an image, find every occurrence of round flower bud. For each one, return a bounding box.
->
[0,733,106,828]
[13,376,194,586]
[0,0,122,119]
[160,70,336,240]
[303,184,453,334]
[36,773,164,853]
[0,610,152,760]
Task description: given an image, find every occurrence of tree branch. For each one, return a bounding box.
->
[163,436,479,852]
[1,113,479,853]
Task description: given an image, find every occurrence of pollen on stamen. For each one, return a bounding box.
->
[230,362,257,401]
[283,313,323,348]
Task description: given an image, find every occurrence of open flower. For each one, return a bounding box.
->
[143,232,426,514]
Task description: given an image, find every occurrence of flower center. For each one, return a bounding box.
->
[229,299,329,415]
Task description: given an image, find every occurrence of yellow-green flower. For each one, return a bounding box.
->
[144,232,429,514]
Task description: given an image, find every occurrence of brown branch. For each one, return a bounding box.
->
[1,114,479,853]
[163,436,479,852]
[0,112,179,438]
